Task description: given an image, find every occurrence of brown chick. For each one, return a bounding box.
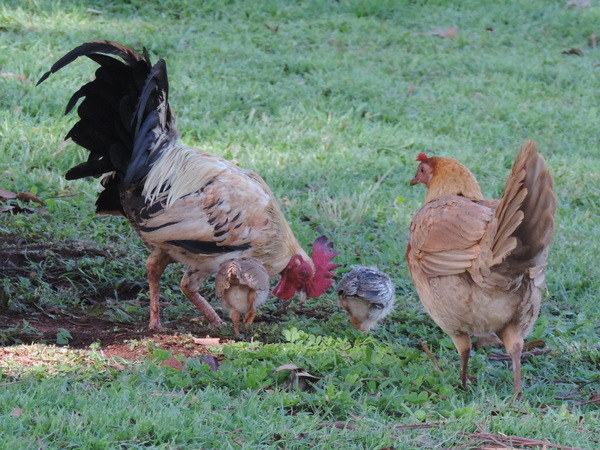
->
[215,257,270,336]
[337,266,395,333]
[406,140,556,396]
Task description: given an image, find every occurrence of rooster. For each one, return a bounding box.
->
[336,266,395,333]
[38,40,339,330]
[406,140,556,395]
[215,257,270,336]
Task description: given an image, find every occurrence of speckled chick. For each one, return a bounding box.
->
[215,257,270,335]
[337,266,395,333]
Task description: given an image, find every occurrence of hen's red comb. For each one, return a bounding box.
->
[415,153,428,162]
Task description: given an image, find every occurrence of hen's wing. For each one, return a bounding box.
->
[474,140,556,290]
[407,195,494,278]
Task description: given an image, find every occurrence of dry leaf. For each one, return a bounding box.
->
[17,191,45,205]
[562,48,584,56]
[193,337,220,346]
[523,339,546,351]
[11,407,24,417]
[201,355,219,371]
[0,189,18,201]
[567,0,590,7]
[159,356,184,371]
[430,27,457,39]
[413,27,457,39]
[590,33,597,48]
[0,72,32,83]
[274,363,321,392]
[1,205,50,215]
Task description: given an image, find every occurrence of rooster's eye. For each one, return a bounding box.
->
[300,268,308,277]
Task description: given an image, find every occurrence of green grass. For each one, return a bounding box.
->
[1,0,600,448]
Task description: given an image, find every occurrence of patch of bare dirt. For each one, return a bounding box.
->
[0,311,225,364]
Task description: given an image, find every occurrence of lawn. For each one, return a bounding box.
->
[1,0,599,448]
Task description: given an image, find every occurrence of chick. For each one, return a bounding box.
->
[336,266,395,332]
[215,257,270,335]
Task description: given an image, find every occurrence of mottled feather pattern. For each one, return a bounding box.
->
[337,266,395,333]
[215,257,270,335]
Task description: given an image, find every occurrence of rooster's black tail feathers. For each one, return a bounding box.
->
[38,40,176,213]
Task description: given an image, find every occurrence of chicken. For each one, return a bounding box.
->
[406,140,556,396]
[337,266,395,332]
[38,40,340,330]
[215,257,269,336]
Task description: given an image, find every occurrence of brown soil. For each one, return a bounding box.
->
[0,311,224,364]
[0,235,233,365]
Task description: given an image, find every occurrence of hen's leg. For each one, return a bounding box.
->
[498,326,524,398]
[180,268,223,327]
[451,334,472,390]
[147,250,175,331]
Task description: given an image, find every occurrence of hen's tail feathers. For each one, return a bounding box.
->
[491,140,557,272]
[38,40,177,211]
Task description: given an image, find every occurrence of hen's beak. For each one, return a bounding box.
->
[410,176,420,186]
[298,289,307,304]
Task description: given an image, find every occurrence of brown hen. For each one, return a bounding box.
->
[406,140,556,395]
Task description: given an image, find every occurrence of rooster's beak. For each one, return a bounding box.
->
[298,289,307,304]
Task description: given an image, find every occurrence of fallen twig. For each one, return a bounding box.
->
[488,348,551,361]
[459,430,590,450]
[419,340,442,372]
[393,423,439,431]
[0,380,25,387]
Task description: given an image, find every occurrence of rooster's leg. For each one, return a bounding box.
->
[451,334,472,390]
[180,268,223,327]
[498,326,524,398]
[146,250,175,331]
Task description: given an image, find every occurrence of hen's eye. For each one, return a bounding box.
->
[420,166,425,172]
[301,268,308,277]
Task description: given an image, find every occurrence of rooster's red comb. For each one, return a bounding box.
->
[415,153,429,162]
[306,236,341,298]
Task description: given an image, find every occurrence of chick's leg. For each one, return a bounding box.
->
[498,325,524,398]
[147,250,175,331]
[451,333,472,390]
[180,268,223,327]
[230,309,241,336]
[243,291,257,328]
